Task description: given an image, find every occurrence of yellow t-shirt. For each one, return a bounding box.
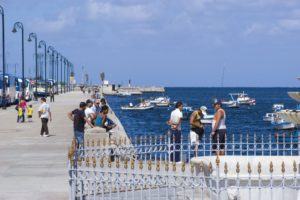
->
[18,107,23,116]
[28,108,33,116]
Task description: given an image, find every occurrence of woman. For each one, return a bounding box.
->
[19,97,27,123]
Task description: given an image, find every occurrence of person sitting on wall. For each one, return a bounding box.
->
[94,105,116,132]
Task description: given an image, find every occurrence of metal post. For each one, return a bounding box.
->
[56,53,59,94]
[0,6,6,109]
[28,33,38,100]
[60,55,63,94]
[64,59,66,93]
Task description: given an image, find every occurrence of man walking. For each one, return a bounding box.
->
[68,102,94,155]
[167,101,183,163]
[38,97,52,137]
[211,100,227,156]
[50,87,55,102]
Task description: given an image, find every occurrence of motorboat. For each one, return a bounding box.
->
[273,104,284,111]
[121,102,154,110]
[271,118,296,130]
[236,91,256,105]
[227,101,240,108]
[116,91,131,96]
[156,99,170,107]
[149,96,170,106]
[182,106,193,120]
[263,113,277,122]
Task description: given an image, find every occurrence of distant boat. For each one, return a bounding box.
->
[149,96,170,107]
[121,102,154,110]
[222,94,240,108]
[236,91,256,105]
[116,91,131,96]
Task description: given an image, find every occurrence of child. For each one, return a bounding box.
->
[27,105,33,122]
[17,105,22,123]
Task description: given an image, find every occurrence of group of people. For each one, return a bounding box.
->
[168,100,226,162]
[16,97,33,123]
[68,98,117,150]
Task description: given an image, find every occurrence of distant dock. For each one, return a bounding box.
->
[101,84,165,95]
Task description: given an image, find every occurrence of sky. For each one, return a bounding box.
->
[1,0,300,87]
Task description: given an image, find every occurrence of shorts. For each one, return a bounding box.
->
[191,127,204,141]
[212,129,226,150]
[28,115,32,118]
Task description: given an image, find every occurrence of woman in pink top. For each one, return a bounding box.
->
[19,97,27,122]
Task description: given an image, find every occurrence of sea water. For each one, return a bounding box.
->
[106,87,300,142]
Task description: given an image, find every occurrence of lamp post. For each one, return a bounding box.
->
[60,55,63,94]
[38,40,47,95]
[0,6,6,109]
[64,58,67,93]
[56,52,59,94]
[12,21,25,96]
[47,46,55,81]
[28,32,38,100]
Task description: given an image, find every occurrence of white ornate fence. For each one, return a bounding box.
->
[68,133,300,200]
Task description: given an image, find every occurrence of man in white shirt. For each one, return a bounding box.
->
[85,99,95,121]
[38,97,52,137]
[167,101,183,163]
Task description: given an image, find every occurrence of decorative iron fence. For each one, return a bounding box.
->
[68,133,300,200]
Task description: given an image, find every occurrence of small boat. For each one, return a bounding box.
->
[156,99,170,107]
[236,91,256,105]
[263,113,277,122]
[227,101,240,108]
[116,91,131,96]
[271,117,296,130]
[149,96,170,106]
[181,106,193,120]
[273,104,284,111]
[121,102,154,110]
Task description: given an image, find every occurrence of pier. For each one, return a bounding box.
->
[0,91,128,200]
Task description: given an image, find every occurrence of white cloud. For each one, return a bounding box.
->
[279,19,300,30]
[243,23,264,36]
[86,0,151,22]
[31,7,78,33]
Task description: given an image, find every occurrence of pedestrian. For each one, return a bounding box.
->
[16,105,22,123]
[38,97,52,137]
[27,104,33,122]
[189,107,204,157]
[85,99,95,122]
[68,102,94,156]
[19,97,27,122]
[211,100,227,156]
[92,99,101,114]
[50,87,55,102]
[167,101,183,163]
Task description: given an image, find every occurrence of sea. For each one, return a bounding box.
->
[106,87,300,143]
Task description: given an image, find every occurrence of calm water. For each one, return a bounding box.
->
[106,87,300,140]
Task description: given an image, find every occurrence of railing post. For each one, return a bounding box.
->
[216,156,220,200]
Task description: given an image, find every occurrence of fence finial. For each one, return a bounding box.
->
[130,137,132,144]
[100,158,104,168]
[281,161,285,173]
[78,158,82,167]
[130,159,135,170]
[293,160,297,173]
[236,162,240,173]
[91,139,95,147]
[173,161,176,172]
[190,163,194,173]
[248,162,252,174]
[258,162,261,174]
[269,161,273,173]
[165,160,169,171]
[116,158,120,168]
[97,139,101,147]
[92,157,96,168]
[134,136,138,145]
[181,161,186,172]
[108,157,112,168]
[208,162,213,173]
[86,157,90,167]
[156,160,160,172]
[224,162,228,174]
[124,159,128,169]
[200,161,204,172]
[103,138,106,146]
[86,139,90,147]
[148,160,152,171]
[216,155,220,167]
[139,160,143,170]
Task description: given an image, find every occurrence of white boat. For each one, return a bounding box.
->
[273,104,284,111]
[156,99,170,107]
[227,101,240,108]
[116,91,131,96]
[121,102,154,110]
[148,96,170,107]
[271,118,296,130]
[263,113,277,122]
[236,91,256,105]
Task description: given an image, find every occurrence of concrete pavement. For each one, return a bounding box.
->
[0,91,125,200]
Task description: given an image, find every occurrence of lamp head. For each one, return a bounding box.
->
[12,27,17,33]
[38,44,41,48]
[28,37,32,42]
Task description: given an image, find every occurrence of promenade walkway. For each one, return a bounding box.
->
[0,91,127,200]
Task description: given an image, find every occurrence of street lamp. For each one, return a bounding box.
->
[60,55,63,94]
[0,6,6,109]
[38,40,47,95]
[28,32,38,100]
[12,21,25,96]
[47,46,55,81]
[56,52,59,94]
[64,58,67,93]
